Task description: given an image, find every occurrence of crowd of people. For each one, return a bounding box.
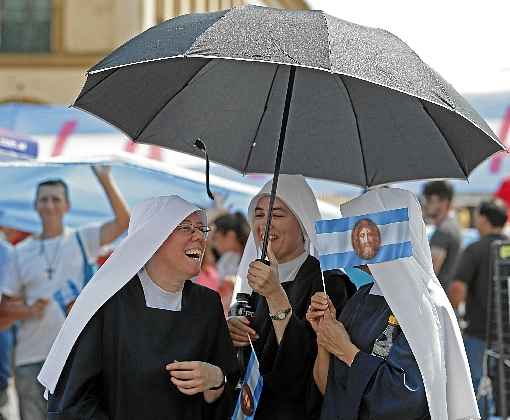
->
[0,171,504,420]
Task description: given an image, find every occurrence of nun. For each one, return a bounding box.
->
[228,175,356,419]
[308,188,478,420]
[38,196,237,420]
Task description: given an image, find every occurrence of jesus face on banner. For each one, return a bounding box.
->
[241,383,255,416]
[351,219,382,260]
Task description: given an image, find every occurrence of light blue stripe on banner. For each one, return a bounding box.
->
[245,351,256,383]
[319,241,413,270]
[232,350,259,420]
[315,207,409,234]
[247,376,264,420]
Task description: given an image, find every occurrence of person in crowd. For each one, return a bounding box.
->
[0,235,14,418]
[196,243,221,292]
[449,199,508,413]
[211,212,250,280]
[38,195,237,419]
[227,175,355,419]
[308,188,478,420]
[0,166,129,420]
[211,212,250,312]
[422,181,462,289]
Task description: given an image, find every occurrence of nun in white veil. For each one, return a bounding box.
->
[38,195,237,420]
[308,188,478,420]
[228,175,356,420]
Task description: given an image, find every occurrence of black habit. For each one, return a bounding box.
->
[48,276,237,420]
[246,255,356,420]
[320,284,431,420]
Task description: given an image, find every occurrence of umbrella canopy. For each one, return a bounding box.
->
[75,5,503,188]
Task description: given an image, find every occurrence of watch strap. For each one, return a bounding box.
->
[269,307,292,321]
[209,369,227,390]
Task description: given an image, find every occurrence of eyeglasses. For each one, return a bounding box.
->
[175,223,211,237]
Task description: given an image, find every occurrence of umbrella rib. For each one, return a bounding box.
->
[134,59,211,140]
[76,68,119,102]
[335,75,369,187]
[241,64,280,175]
[421,103,468,179]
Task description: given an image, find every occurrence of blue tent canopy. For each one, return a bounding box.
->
[0,154,257,233]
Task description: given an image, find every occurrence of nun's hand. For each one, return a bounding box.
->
[227,316,258,347]
[166,361,224,395]
[317,309,359,367]
[247,241,282,299]
[306,292,334,334]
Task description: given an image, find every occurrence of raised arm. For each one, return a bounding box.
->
[92,166,130,246]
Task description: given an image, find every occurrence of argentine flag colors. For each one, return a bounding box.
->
[315,207,413,270]
[232,343,263,420]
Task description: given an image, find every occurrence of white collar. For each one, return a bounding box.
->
[138,267,183,311]
[278,251,308,284]
[369,282,383,296]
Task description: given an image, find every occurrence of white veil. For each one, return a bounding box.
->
[38,195,203,395]
[341,188,478,420]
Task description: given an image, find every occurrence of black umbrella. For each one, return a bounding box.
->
[74,5,504,259]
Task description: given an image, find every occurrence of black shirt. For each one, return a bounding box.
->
[455,233,507,340]
[430,216,462,289]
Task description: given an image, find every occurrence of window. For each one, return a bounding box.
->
[0,0,52,52]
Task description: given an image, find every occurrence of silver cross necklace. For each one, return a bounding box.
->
[40,234,64,281]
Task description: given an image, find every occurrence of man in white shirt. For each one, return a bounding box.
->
[0,166,129,420]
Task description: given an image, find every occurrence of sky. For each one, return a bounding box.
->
[308,0,510,94]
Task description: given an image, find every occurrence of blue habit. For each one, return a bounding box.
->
[320,285,430,420]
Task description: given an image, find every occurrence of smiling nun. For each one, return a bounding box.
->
[229,175,356,419]
[38,195,237,420]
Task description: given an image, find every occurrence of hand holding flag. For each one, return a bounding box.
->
[306,292,335,334]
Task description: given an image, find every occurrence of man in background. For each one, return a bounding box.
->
[449,199,508,410]
[422,180,462,289]
[0,166,129,420]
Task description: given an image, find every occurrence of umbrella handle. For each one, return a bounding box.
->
[260,66,296,261]
[194,138,215,201]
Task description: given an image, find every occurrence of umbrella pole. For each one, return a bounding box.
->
[260,65,296,261]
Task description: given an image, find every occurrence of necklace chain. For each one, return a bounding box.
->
[40,235,64,281]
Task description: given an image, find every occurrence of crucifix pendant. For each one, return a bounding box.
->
[46,267,53,281]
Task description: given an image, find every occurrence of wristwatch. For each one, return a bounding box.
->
[209,369,227,390]
[269,307,292,321]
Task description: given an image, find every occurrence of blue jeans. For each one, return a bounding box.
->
[0,327,13,391]
[464,334,493,418]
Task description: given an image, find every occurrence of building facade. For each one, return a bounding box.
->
[0,0,308,105]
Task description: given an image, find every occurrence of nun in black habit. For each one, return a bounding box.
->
[228,175,355,420]
[38,195,237,420]
[308,188,479,420]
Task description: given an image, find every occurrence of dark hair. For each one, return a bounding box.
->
[422,181,454,202]
[36,179,70,203]
[213,212,250,248]
[479,199,507,228]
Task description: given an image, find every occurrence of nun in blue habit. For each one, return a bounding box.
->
[307,188,479,420]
